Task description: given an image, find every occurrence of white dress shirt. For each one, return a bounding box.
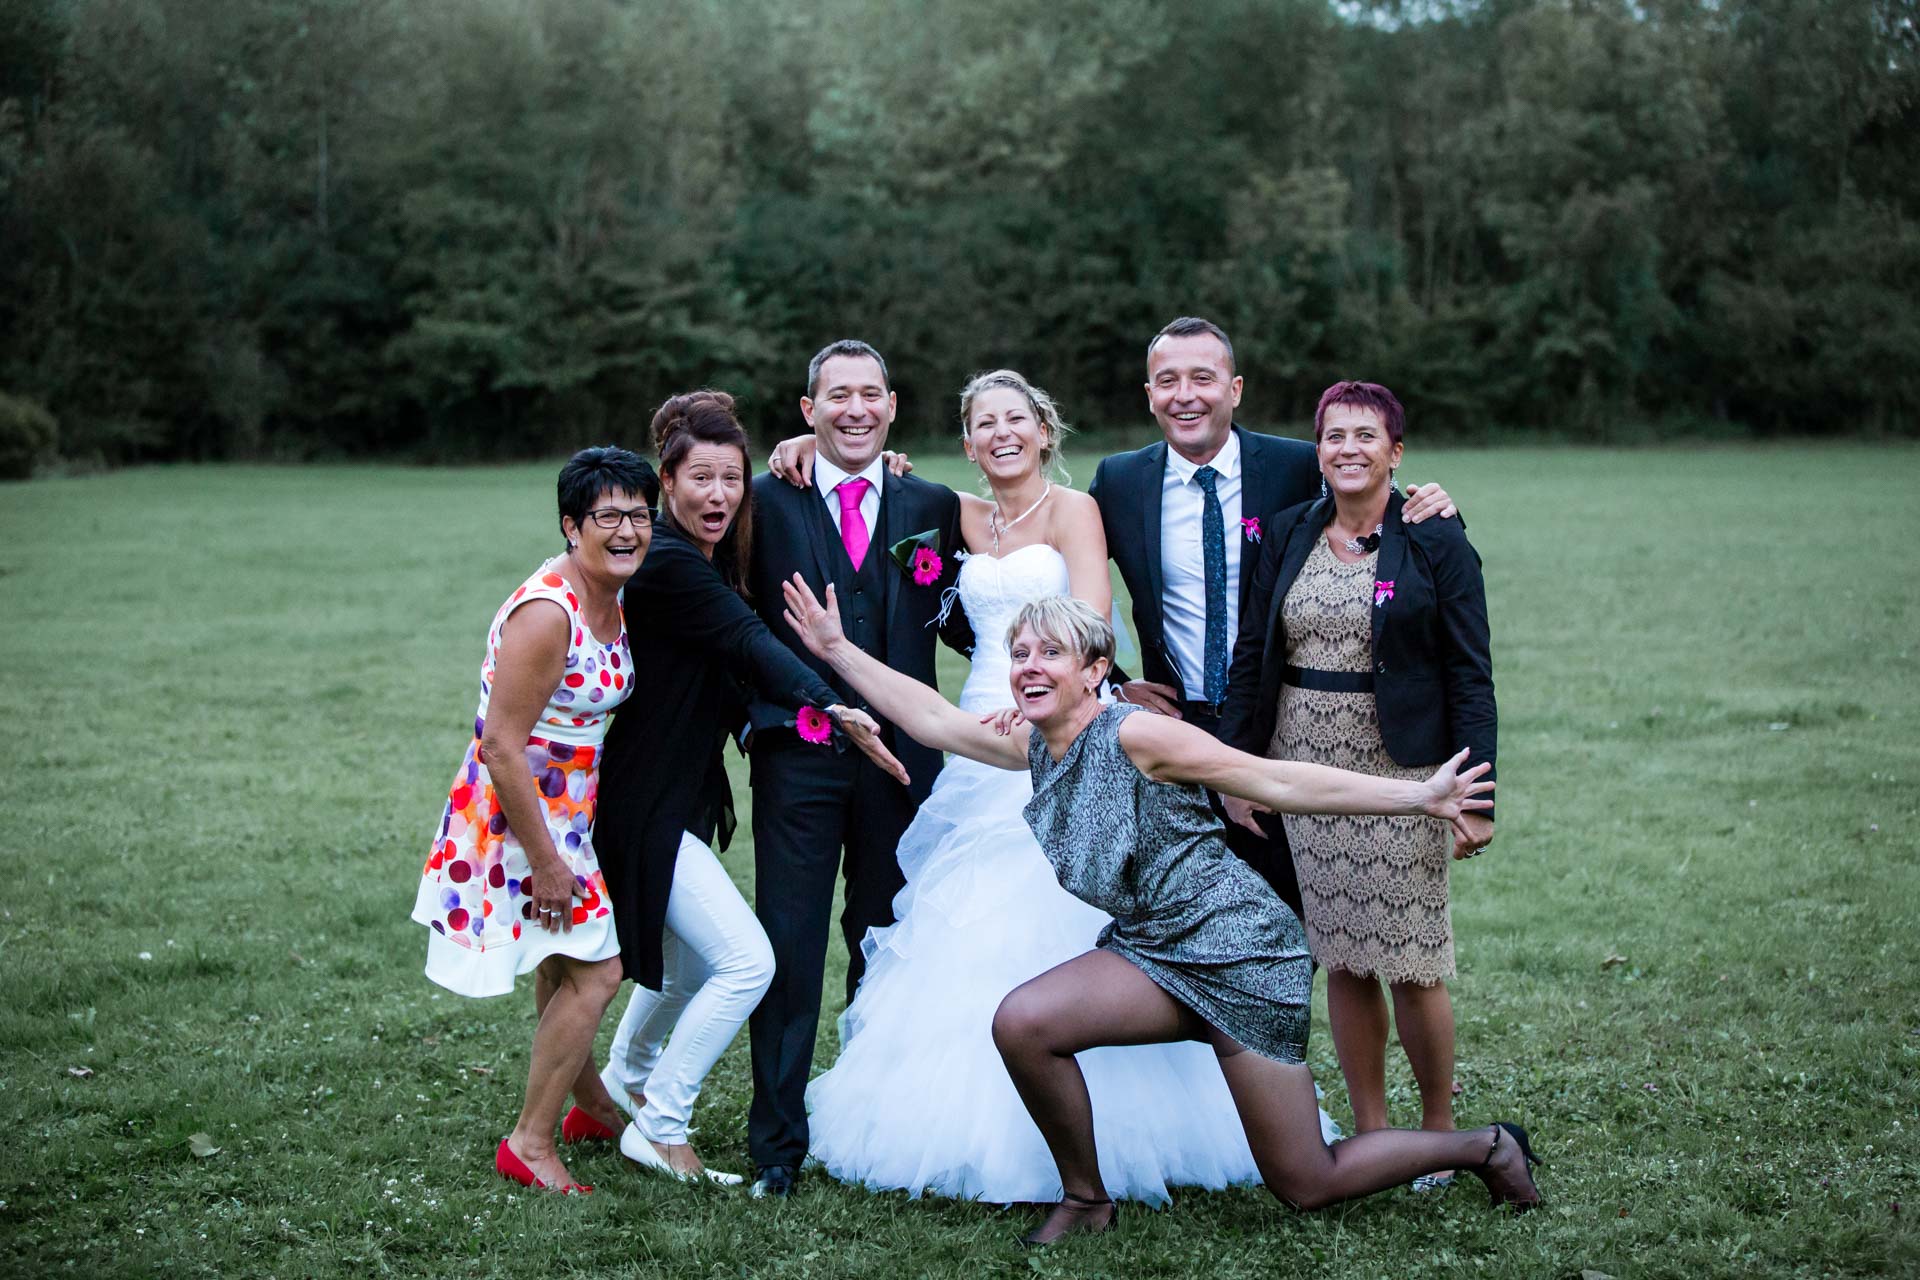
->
[813,452,886,542]
[1159,429,1242,700]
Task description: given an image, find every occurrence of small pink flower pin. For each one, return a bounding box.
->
[1373,579,1395,608]
[911,546,943,586]
[1241,516,1262,543]
[795,706,833,744]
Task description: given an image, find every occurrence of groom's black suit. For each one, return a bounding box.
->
[1089,424,1319,916]
[743,468,973,1170]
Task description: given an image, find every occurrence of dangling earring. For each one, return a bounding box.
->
[1319,475,1329,498]
[1388,467,1398,494]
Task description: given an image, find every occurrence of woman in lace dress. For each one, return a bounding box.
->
[778,371,1310,1205]
[778,583,1536,1245]
[1221,380,1496,1181]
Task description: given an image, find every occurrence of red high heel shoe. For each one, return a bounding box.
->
[561,1106,618,1144]
[496,1137,593,1194]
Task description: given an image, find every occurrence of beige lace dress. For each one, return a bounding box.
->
[1267,538,1454,985]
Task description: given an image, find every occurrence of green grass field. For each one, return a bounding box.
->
[1,446,1916,1279]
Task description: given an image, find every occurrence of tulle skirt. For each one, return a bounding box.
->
[805,753,1335,1205]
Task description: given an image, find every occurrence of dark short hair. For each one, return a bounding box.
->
[557,446,658,546]
[1313,380,1406,445]
[1147,316,1235,373]
[806,339,890,399]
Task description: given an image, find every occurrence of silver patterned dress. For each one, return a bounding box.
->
[1023,703,1312,1063]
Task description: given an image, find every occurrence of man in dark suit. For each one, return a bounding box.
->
[741,339,973,1198]
[1089,317,1456,913]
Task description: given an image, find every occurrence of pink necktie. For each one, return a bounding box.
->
[836,477,871,569]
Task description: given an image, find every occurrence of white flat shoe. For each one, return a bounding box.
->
[600,1064,641,1120]
[619,1122,744,1186]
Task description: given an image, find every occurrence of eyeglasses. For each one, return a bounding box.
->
[586,506,655,530]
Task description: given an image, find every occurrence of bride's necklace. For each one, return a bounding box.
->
[989,482,1051,556]
[1336,523,1383,555]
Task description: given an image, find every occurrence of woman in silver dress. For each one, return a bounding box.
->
[779,579,1541,1245]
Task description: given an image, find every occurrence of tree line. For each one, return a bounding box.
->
[1,0,1915,474]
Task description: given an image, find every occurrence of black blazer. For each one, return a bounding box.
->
[1090,425,1320,699]
[1219,490,1497,814]
[595,525,842,990]
[744,468,973,802]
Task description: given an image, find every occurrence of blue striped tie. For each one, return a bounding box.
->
[1194,464,1227,704]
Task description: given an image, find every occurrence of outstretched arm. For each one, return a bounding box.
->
[781,575,1030,772]
[1116,711,1492,836]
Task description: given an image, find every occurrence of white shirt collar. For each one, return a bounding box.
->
[1163,427,1241,485]
[813,450,887,500]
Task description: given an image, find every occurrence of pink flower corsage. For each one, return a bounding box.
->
[889,529,945,585]
[1241,516,1262,543]
[795,705,833,744]
[1373,579,1395,608]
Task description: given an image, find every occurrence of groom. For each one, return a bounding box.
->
[742,339,974,1198]
[1090,316,1455,915]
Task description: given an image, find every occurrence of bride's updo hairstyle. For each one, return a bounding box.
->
[650,389,755,597]
[958,369,1073,485]
[1005,596,1116,670]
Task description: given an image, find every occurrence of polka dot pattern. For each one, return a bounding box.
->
[415,559,631,961]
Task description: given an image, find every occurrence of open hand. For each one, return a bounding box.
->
[768,435,913,489]
[833,705,911,787]
[1400,481,1457,524]
[781,575,845,659]
[1420,748,1494,825]
[979,707,1026,736]
[1451,812,1494,860]
[1117,680,1183,717]
[1222,792,1271,835]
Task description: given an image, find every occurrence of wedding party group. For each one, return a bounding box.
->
[408,316,1538,1245]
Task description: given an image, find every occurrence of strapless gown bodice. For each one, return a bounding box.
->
[954,545,1072,714]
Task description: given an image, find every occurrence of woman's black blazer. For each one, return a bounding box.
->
[1219,491,1496,814]
[594,524,840,990]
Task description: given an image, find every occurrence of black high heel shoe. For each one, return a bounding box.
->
[1475,1122,1543,1211]
[1020,1191,1117,1246]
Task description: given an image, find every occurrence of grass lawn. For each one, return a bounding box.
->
[1,444,1916,1279]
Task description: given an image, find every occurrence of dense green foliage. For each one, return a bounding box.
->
[2,0,1916,465]
[0,451,1916,1278]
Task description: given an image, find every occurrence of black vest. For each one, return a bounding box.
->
[812,492,890,691]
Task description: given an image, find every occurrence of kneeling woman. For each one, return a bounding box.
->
[586,392,904,1184]
[780,580,1541,1243]
[413,446,659,1194]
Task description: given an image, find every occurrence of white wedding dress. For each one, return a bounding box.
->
[805,544,1336,1205]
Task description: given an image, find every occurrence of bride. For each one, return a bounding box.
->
[776,369,1332,1204]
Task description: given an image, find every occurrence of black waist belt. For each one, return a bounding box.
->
[1284,665,1375,693]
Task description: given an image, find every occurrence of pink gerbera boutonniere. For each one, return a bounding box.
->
[1241,516,1262,543]
[1373,579,1395,608]
[888,529,945,586]
[795,705,833,744]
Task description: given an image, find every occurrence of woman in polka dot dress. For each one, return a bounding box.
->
[411,445,659,1195]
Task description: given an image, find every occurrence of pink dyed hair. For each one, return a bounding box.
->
[1313,380,1405,444]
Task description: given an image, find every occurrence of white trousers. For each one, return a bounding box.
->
[604,831,774,1144]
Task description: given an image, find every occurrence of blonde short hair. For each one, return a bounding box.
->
[1005,596,1115,668]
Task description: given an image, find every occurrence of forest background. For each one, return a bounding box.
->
[1,0,1917,474]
